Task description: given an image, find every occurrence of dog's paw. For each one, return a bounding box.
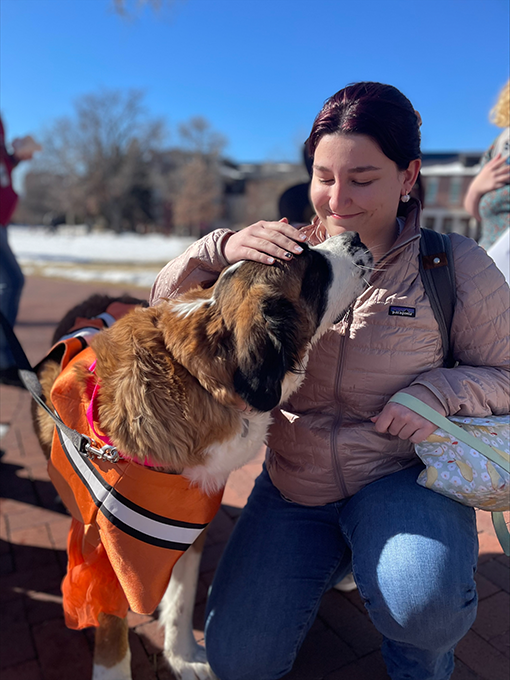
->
[165,644,217,680]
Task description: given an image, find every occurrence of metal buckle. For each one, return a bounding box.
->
[82,436,120,463]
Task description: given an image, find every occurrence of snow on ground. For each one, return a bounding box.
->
[8,225,196,288]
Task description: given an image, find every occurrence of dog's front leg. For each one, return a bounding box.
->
[160,528,217,680]
[93,613,131,680]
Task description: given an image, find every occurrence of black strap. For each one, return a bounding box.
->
[0,311,97,455]
[419,228,456,368]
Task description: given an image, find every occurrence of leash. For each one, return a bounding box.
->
[0,311,119,463]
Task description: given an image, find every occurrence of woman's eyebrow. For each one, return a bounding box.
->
[347,165,381,173]
[312,164,381,173]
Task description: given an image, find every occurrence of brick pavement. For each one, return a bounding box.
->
[0,276,509,680]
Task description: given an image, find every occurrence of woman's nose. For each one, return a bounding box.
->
[328,182,350,212]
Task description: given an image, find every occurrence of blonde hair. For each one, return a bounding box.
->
[490,80,510,128]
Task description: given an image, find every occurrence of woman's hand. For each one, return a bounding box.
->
[371,402,437,444]
[223,218,308,265]
[11,135,42,161]
[473,154,510,194]
[464,154,510,220]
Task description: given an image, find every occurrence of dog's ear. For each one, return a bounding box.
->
[233,297,299,412]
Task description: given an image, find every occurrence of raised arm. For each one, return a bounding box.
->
[150,219,307,305]
[463,154,510,222]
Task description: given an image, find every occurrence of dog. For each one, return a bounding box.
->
[31,232,372,680]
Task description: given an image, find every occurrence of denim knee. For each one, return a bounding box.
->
[360,534,478,651]
[206,610,293,680]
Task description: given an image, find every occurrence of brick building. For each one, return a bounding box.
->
[421,152,483,240]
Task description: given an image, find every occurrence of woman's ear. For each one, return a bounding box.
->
[403,158,422,193]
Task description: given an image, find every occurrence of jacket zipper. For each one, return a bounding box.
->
[329,230,421,498]
[330,307,353,498]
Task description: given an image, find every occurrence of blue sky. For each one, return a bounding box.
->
[1,0,509,171]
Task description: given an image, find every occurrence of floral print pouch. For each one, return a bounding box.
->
[390,394,510,555]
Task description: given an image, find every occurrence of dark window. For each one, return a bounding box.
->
[442,217,453,232]
[425,177,439,205]
[448,177,463,205]
[459,217,471,236]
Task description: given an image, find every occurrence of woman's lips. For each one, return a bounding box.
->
[329,212,362,219]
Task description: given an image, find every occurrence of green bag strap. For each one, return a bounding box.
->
[389,394,510,473]
[390,393,510,557]
[492,512,510,558]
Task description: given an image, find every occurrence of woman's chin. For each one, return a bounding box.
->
[325,221,361,238]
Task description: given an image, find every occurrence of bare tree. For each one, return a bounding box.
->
[178,116,227,157]
[21,90,228,235]
[30,89,165,231]
[170,117,226,236]
[172,156,222,237]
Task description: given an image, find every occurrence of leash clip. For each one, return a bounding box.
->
[82,437,120,463]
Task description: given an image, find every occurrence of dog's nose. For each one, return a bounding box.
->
[349,232,362,248]
[340,231,366,255]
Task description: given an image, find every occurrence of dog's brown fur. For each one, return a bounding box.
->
[32,294,148,461]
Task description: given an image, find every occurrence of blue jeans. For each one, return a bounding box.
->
[0,226,24,369]
[205,464,478,680]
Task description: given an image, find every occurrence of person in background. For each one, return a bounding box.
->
[0,116,41,387]
[464,80,510,250]
[150,82,509,680]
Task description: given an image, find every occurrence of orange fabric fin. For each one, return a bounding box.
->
[62,518,129,630]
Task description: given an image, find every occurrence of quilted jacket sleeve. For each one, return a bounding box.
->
[149,229,233,304]
[400,233,510,417]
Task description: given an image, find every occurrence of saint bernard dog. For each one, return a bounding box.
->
[32,231,372,680]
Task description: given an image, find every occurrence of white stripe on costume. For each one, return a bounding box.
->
[96,312,117,327]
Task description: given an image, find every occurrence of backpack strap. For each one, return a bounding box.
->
[419,228,456,368]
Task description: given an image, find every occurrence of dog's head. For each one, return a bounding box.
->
[167,231,372,412]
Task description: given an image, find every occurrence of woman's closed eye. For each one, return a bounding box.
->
[352,180,373,186]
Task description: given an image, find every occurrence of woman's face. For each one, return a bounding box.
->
[310,133,420,257]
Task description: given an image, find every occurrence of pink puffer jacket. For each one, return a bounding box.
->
[150,204,510,506]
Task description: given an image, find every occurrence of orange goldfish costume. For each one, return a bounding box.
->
[43,304,224,630]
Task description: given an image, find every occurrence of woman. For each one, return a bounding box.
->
[150,83,510,680]
[464,80,510,250]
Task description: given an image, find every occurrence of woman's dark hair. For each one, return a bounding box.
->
[305,82,421,170]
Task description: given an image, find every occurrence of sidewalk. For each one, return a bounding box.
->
[1,276,508,680]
